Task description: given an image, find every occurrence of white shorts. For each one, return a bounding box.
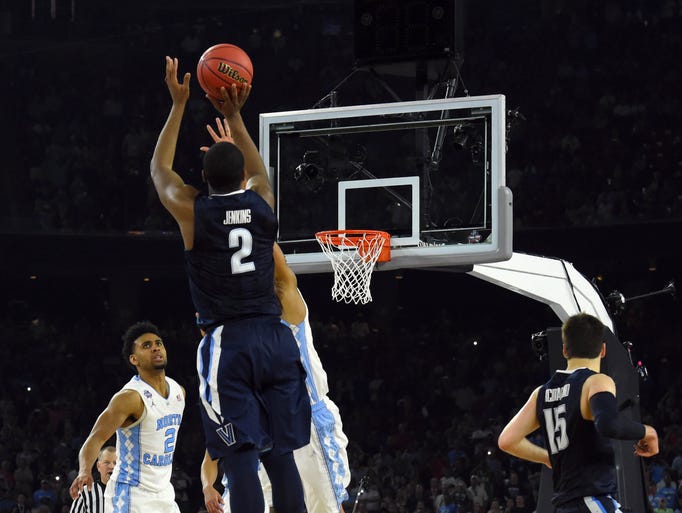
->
[223,397,350,513]
[105,481,180,513]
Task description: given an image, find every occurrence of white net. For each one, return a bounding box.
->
[316,231,388,304]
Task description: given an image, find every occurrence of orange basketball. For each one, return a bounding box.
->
[196,44,254,99]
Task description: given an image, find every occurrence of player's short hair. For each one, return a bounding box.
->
[561,312,605,358]
[203,141,245,192]
[121,321,162,367]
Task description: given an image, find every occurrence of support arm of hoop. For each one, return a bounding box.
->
[467,252,614,330]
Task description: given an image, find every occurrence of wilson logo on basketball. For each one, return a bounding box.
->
[217,63,248,84]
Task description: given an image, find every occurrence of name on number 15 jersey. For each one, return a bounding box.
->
[187,190,281,330]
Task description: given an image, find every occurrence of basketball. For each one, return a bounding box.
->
[196,43,254,99]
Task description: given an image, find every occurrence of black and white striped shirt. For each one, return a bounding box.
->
[69,481,105,513]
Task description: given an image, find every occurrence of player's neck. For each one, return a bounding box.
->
[138,371,169,397]
[209,185,241,196]
[565,357,601,372]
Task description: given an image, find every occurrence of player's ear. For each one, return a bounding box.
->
[562,343,568,359]
[129,354,138,367]
[600,342,606,358]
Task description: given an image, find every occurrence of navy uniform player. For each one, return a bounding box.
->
[68,321,185,513]
[150,56,310,513]
[200,242,351,513]
[498,312,659,513]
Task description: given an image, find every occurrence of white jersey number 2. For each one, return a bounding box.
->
[543,405,569,454]
[229,228,256,274]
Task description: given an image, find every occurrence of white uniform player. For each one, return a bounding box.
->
[70,322,186,513]
[105,375,185,513]
[287,295,350,513]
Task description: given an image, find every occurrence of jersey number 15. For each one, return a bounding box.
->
[543,405,569,454]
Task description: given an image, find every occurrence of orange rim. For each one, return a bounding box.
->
[316,230,391,262]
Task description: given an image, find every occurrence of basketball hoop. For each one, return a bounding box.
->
[315,230,391,305]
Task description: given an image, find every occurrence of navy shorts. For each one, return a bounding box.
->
[197,316,311,459]
[555,495,622,513]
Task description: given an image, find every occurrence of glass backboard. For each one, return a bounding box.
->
[259,94,512,274]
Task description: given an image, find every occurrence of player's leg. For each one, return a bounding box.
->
[259,319,312,454]
[220,464,272,513]
[257,464,274,513]
[222,448,265,513]
[104,482,180,513]
[259,320,311,513]
[260,450,305,513]
[294,398,350,513]
[196,323,273,513]
[196,323,274,453]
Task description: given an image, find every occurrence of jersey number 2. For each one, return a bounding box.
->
[543,405,569,454]
[229,228,256,274]
[164,427,177,453]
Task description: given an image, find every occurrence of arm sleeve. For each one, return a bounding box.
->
[590,391,646,440]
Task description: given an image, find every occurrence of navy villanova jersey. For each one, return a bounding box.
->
[537,368,617,506]
[186,190,281,330]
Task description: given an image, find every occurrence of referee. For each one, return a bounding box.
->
[69,446,116,513]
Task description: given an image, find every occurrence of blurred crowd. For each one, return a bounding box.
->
[0,0,681,233]
[1,267,681,513]
[1,1,682,513]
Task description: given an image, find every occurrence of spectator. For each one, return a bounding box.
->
[0,460,15,497]
[440,468,458,492]
[10,493,30,513]
[436,485,457,513]
[654,495,674,513]
[649,457,668,486]
[32,480,56,511]
[656,473,678,512]
[32,497,54,513]
[468,474,489,513]
[362,481,382,513]
[657,470,678,493]
[13,460,34,498]
[427,477,443,512]
[671,453,682,481]
[452,479,473,513]
[501,472,528,504]
[508,495,531,513]
[648,483,661,510]
[486,498,502,513]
